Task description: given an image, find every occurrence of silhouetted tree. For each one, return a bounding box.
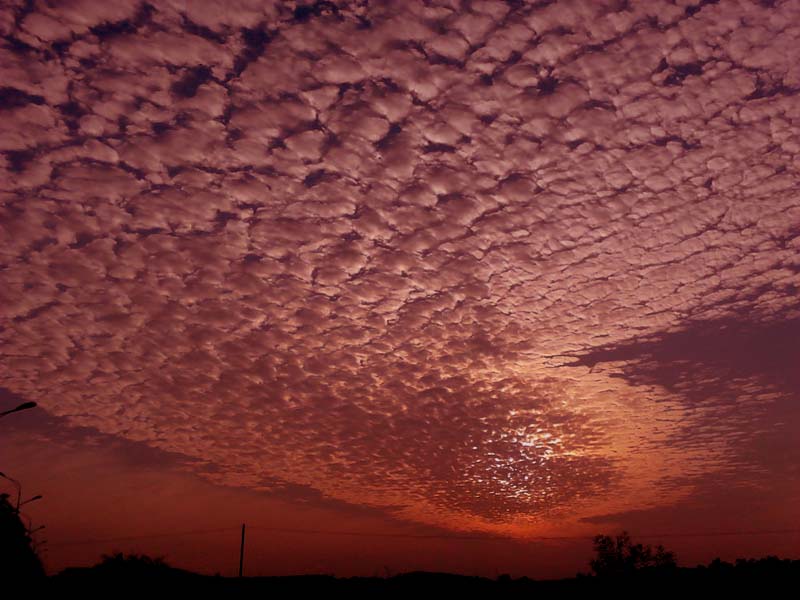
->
[590,531,676,577]
[93,552,173,577]
[0,492,45,580]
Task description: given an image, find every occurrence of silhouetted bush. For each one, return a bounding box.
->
[97,553,169,573]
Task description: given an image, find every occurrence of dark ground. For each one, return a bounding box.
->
[36,557,800,596]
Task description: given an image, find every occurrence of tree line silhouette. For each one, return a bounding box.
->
[589,531,677,576]
[3,502,798,592]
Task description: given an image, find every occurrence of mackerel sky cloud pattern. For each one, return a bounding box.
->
[1,0,799,543]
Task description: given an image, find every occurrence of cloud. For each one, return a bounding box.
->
[567,316,800,484]
[1,0,799,537]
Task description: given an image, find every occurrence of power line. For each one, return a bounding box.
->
[247,525,501,540]
[49,527,239,547]
[249,526,800,541]
[47,525,800,548]
[630,528,800,540]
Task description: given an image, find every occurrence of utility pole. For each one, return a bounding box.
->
[239,523,246,577]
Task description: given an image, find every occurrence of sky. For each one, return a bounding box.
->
[1,0,799,579]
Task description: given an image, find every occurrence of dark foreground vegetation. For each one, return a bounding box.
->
[3,492,799,594]
[45,554,800,595]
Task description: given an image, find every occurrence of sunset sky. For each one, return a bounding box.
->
[1,0,799,578]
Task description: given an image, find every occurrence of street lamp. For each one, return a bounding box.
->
[19,494,43,508]
[0,401,37,418]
